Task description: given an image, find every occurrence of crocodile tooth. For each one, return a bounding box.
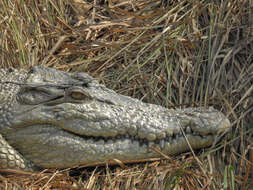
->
[173,126,180,134]
[157,132,166,139]
[147,133,156,141]
[186,126,191,133]
[160,140,165,149]
[138,131,145,139]
[166,129,173,136]
[164,142,171,151]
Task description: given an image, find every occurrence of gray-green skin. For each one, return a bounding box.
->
[0,66,231,171]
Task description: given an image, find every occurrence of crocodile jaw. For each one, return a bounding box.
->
[4,102,230,168]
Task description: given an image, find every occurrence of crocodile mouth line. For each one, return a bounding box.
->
[14,120,214,151]
[64,125,213,150]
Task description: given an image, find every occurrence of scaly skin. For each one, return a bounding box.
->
[0,66,231,170]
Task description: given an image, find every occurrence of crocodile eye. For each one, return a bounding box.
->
[70,91,87,100]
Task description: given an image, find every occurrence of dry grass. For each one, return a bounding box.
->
[0,153,231,190]
[0,0,252,189]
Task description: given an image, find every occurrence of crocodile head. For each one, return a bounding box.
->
[1,66,231,169]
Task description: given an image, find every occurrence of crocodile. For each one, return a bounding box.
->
[0,66,231,171]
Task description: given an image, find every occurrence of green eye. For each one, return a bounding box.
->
[70,91,87,100]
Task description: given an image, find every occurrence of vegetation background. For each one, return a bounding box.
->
[0,0,252,189]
